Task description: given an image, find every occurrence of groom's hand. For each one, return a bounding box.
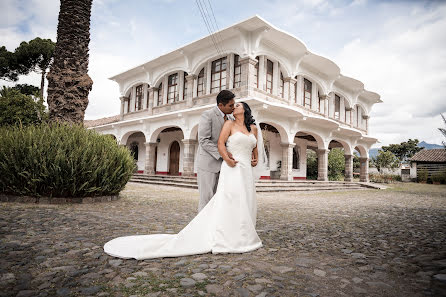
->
[226,158,238,167]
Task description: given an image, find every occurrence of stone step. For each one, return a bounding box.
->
[129,178,369,192]
[131,177,198,185]
[256,187,365,192]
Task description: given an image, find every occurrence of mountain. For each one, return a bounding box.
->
[367,141,443,158]
[418,141,443,149]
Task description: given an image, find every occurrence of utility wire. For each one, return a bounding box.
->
[195,0,222,56]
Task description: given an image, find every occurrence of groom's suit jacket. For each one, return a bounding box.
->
[197,106,233,173]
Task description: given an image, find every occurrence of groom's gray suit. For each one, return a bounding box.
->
[197,106,232,212]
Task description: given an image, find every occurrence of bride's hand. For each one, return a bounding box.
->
[251,156,258,167]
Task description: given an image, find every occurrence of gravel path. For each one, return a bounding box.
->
[1,182,445,297]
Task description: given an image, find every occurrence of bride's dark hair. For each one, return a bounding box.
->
[241,102,256,132]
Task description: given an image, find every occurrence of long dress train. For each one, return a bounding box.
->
[104,132,262,260]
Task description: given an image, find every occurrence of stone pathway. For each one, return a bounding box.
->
[1,182,445,297]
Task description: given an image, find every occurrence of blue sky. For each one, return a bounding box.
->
[1,0,445,146]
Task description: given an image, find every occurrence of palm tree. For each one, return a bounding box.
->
[440,113,446,149]
[46,0,93,124]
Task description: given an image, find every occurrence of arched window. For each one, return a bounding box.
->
[254,56,259,88]
[183,72,188,100]
[266,59,273,94]
[167,73,179,103]
[135,84,143,111]
[157,83,163,106]
[335,94,340,120]
[197,68,204,96]
[279,72,284,98]
[211,57,227,93]
[234,54,241,88]
[304,78,312,109]
[130,142,139,161]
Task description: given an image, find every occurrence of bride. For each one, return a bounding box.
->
[104,102,267,260]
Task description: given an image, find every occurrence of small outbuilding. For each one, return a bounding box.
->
[410,149,446,181]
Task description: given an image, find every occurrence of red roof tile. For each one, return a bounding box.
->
[410,148,446,162]
[84,115,120,128]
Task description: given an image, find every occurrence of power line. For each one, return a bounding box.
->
[204,0,225,54]
[195,0,222,56]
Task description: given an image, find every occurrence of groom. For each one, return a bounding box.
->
[197,90,236,212]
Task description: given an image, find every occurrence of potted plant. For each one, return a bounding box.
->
[270,160,281,179]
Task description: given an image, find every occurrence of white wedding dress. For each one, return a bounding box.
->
[104,131,262,260]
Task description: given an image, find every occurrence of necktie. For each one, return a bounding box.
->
[224,115,228,121]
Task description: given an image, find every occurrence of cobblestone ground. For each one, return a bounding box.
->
[1,182,445,297]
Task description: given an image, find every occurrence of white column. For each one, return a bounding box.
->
[258,55,265,91]
[163,76,168,105]
[295,75,303,105]
[185,74,196,107]
[228,53,234,89]
[340,97,345,121]
[193,76,198,98]
[119,96,125,120]
[154,89,159,107]
[147,87,155,114]
[206,60,212,95]
[130,86,136,112]
[142,83,148,109]
[311,81,318,111]
[272,61,279,96]
[178,71,184,102]
[329,93,335,118]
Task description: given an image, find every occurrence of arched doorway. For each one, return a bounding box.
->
[169,141,180,175]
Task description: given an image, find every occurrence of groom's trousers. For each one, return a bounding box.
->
[197,169,220,213]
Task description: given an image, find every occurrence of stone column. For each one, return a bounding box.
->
[323,95,329,117]
[119,96,125,120]
[144,142,158,175]
[153,88,159,107]
[295,75,303,105]
[206,60,212,95]
[284,77,296,104]
[311,80,318,111]
[272,61,279,96]
[163,76,168,105]
[280,143,295,181]
[185,74,196,107]
[363,115,369,132]
[258,55,265,90]
[142,83,148,109]
[344,154,353,182]
[147,87,155,115]
[228,53,234,89]
[345,107,352,125]
[182,139,197,177]
[123,97,129,114]
[359,157,369,182]
[129,86,136,112]
[317,149,328,181]
[240,57,258,90]
[178,70,185,102]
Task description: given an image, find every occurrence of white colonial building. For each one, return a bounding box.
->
[88,16,381,182]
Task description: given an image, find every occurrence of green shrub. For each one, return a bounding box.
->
[417,169,428,182]
[432,172,446,184]
[328,148,345,181]
[0,123,135,197]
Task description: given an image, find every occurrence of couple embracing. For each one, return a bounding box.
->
[104,90,267,260]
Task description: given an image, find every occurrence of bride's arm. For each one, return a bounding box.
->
[251,125,258,167]
[218,121,238,167]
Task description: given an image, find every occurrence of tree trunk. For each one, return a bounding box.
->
[40,70,45,100]
[46,0,93,124]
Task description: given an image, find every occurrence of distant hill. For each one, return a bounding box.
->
[418,141,443,149]
[368,141,443,158]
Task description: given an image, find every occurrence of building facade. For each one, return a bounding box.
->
[89,16,382,182]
